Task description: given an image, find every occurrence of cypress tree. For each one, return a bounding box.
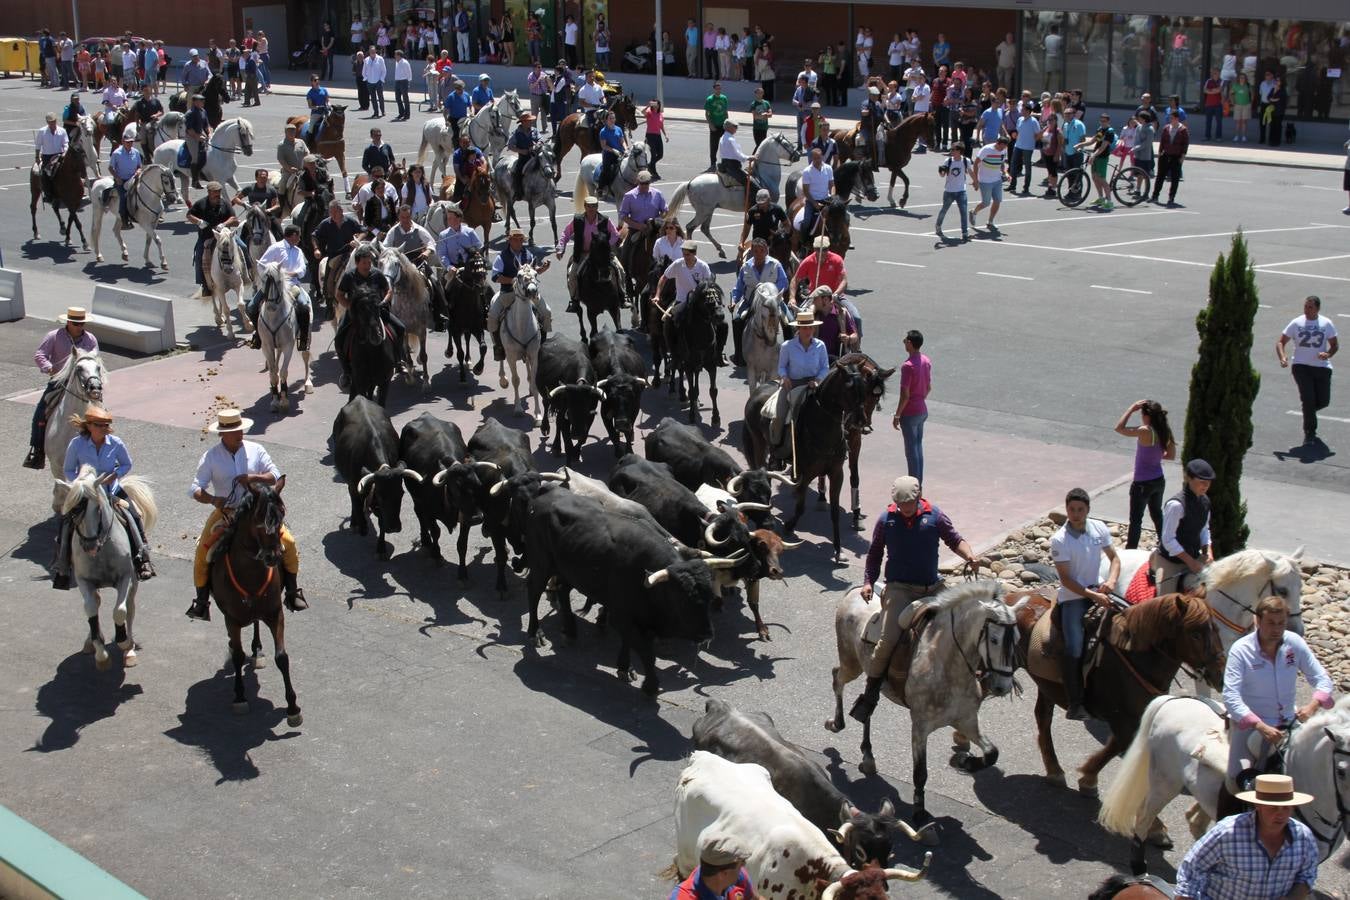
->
[1183,231,1260,555]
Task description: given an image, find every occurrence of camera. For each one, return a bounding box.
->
[938,163,951,176]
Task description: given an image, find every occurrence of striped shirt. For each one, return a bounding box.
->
[1174,811,1318,900]
[975,143,1007,183]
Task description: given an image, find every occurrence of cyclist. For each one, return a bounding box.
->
[1073,112,1116,210]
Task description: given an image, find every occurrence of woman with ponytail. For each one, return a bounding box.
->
[1114,399,1176,549]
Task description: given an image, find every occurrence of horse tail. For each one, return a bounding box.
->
[573,170,589,215]
[666,180,689,222]
[1097,694,1170,837]
[416,129,431,167]
[119,476,158,534]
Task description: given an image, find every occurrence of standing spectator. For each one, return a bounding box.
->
[971,135,1007,230]
[594,17,610,70]
[715,28,731,84]
[934,141,972,242]
[1232,72,1253,142]
[1061,105,1086,173]
[1132,111,1156,177]
[422,55,440,112]
[121,42,139,90]
[58,33,75,90]
[835,41,852,107]
[819,45,838,108]
[729,34,745,82]
[660,31,676,73]
[319,24,336,81]
[703,22,718,80]
[892,330,932,484]
[1151,111,1188,206]
[257,31,272,93]
[456,6,474,63]
[363,47,387,118]
[1010,105,1040,194]
[749,87,772,148]
[1042,24,1063,92]
[978,90,1005,145]
[353,51,369,111]
[1278,296,1338,445]
[684,19,699,78]
[995,32,1016,92]
[351,17,366,54]
[1257,70,1277,143]
[1077,112,1116,209]
[526,61,548,128]
[932,32,951,71]
[704,81,729,169]
[561,14,578,68]
[1114,399,1176,549]
[910,71,932,142]
[38,29,55,89]
[76,44,92,92]
[754,44,776,101]
[224,40,241,97]
[547,64,572,135]
[242,48,261,107]
[958,86,980,149]
[361,127,395,176]
[886,33,904,83]
[792,77,812,150]
[856,26,873,83]
[1220,45,1238,99]
[499,11,516,64]
[644,99,668,179]
[1039,109,1061,197]
[524,13,541,63]
[1266,77,1288,147]
[392,50,412,121]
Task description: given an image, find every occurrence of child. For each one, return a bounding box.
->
[93,52,107,89]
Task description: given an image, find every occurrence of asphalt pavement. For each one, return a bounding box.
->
[0,72,1348,899]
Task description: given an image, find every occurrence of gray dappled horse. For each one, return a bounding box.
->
[665,134,799,258]
[492,146,559,246]
[253,261,313,412]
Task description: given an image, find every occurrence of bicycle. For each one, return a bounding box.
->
[1056,149,1152,209]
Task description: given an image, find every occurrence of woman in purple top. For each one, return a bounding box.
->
[891,329,932,484]
[1113,398,1176,549]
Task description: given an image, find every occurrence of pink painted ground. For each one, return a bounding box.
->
[9,341,1129,554]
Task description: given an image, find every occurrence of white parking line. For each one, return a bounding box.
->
[1259,304,1273,309]
[1076,224,1338,251]
[854,208,1194,238]
[1254,254,1350,269]
[978,271,1033,281]
[878,260,925,268]
[1287,410,1350,424]
[1299,185,1342,192]
[1091,284,1151,295]
[1205,178,1252,184]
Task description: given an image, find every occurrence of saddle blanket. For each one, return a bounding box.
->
[177,144,192,168]
[1124,564,1156,605]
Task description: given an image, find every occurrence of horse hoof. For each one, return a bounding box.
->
[1077,780,1100,798]
[122,648,138,667]
[121,252,129,261]
[533,633,548,649]
[95,254,104,262]
[287,712,304,728]
[82,638,97,655]
[304,382,314,395]
[252,655,269,670]
[232,701,249,715]
[1046,772,1067,788]
[499,376,509,389]
[823,717,844,733]
[858,756,877,776]
[94,652,111,671]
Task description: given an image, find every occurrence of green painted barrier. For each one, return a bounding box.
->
[0,804,146,900]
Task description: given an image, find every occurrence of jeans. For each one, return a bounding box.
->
[935,190,968,236]
[1059,597,1088,657]
[395,79,410,118]
[1292,364,1333,438]
[1204,105,1222,140]
[116,182,130,224]
[704,48,718,80]
[898,411,927,484]
[1011,147,1034,191]
[259,53,271,87]
[322,51,335,81]
[1126,475,1166,549]
[60,59,75,88]
[30,377,59,448]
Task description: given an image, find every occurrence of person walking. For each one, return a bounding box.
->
[749,88,772,149]
[1114,400,1176,549]
[1150,457,1214,594]
[1151,111,1189,206]
[1049,487,1120,720]
[934,142,972,243]
[971,135,1009,233]
[1278,295,1338,445]
[891,330,931,484]
[644,99,668,179]
[849,475,982,723]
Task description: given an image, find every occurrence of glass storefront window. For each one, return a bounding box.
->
[1156,16,1205,106]
[1064,12,1111,103]
[1109,16,1153,107]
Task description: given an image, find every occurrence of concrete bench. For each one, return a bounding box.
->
[0,802,147,899]
[0,268,24,322]
[87,285,176,354]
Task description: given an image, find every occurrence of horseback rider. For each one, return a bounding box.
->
[769,310,829,462]
[53,405,156,589]
[716,119,752,201]
[807,285,859,362]
[596,109,628,197]
[310,199,363,300]
[435,203,485,275]
[794,234,864,341]
[60,92,87,139]
[108,131,143,230]
[849,475,982,724]
[181,48,211,94]
[807,122,838,167]
[450,133,486,204]
[798,147,836,245]
[333,245,410,391]
[304,73,329,145]
[556,195,619,314]
[470,73,494,114]
[507,112,540,199]
[1048,487,1121,721]
[184,93,211,190]
[576,70,607,141]
[737,188,789,258]
[360,127,395,176]
[185,409,307,621]
[1150,458,1215,594]
[100,76,128,131]
[34,113,68,205]
[245,223,314,353]
[276,124,310,197]
[295,154,326,226]
[232,167,283,233]
[617,170,666,304]
[130,84,163,144]
[1223,594,1334,791]
[353,164,398,234]
[487,228,553,360]
[187,182,241,299]
[23,307,98,470]
[655,242,723,364]
[442,80,471,145]
[729,237,790,367]
[859,84,886,166]
[384,204,436,265]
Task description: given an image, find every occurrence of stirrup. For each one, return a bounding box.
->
[185,599,211,621]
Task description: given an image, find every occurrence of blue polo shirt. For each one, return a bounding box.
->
[599,124,625,152]
[306,85,329,108]
[979,106,1003,142]
[444,91,471,119]
[470,85,494,107]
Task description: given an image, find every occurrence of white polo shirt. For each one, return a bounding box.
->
[663,256,712,301]
[1050,518,1112,604]
[800,162,834,201]
[577,81,605,108]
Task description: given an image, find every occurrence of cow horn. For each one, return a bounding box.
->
[400,468,424,484]
[884,854,932,882]
[734,501,771,513]
[489,479,508,496]
[548,384,567,400]
[703,519,730,548]
[704,557,742,570]
[432,468,450,486]
[595,377,611,389]
[646,568,670,586]
[475,461,501,473]
[588,385,606,399]
[726,474,744,495]
[831,821,855,848]
[637,377,650,388]
[779,537,806,549]
[357,464,388,496]
[894,819,939,843]
[539,472,568,483]
[820,882,844,900]
[767,470,795,485]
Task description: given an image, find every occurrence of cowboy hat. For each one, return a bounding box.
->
[519,112,536,123]
[1235,774,1314,807]
[80,405,113,426]
[58,306,88,323]
[682,241,699,253]
[208,408,254,434]
[794,308,818,327]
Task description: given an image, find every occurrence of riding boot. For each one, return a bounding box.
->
[185,585,211,621]
[23,446,46,470]
[295,304,311,351]
[730,319,746,367]
[492,329,505,361]
[51,519,73,590]
[191,160,204,190]
[849,675,884,723]
[250,328,262,350]
[1062,654,1089,720]
[283,569,308,611]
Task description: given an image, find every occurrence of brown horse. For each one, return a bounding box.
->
[788,194,851,258]
[30,142,89,249]
[1088,874,1172,900]
[459,166,496,245]
[1011,590,1224,829]
[286,104,349,182]
[817,353,895,529]
[878,113,935,207]
[207,478,302,727]
[551,92,639,180]
[93,108,139,158]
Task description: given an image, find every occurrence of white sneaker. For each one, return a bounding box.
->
[1233,135,1239,142]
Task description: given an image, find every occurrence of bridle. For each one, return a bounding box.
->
[1209,573,1299,637]
[1288,726,1350,856]
[951,606,1019,687]
[72,491,114,556]
[65,357,105,404]
[256,267,294,343]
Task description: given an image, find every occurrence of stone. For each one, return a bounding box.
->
[1301,559,1321,575]
[1023,552,1039,564]
[1038,539,1052,551]
[1020,571,1041,584]
[1047,509,1067,526]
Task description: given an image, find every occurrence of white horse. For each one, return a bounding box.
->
[135,112,186,172]
[89,163,173,268]
[55,465,157,670]
[238,202,280,273]
[417,91,524,183]
[1099,695,1350,875]
[43,350,108,480]
[378,244,433,388]
[202,224,252,340]
[826,580,1028,834]
[665,134,801,258]
[253,261,313,411]
[498,263,544,423]
[571,142,650,210]
[71,115,101,178]
[743,282,791,390]
[153,117,255,206]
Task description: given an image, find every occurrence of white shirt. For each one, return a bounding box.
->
[564,22,578,45]
[800,162,834,200]
[577,81,605,107]
[354,181,398,209]
[1221,53,1238,79]
[102,86,126,109]
[385,221,435,254]
[714,34,730,52]
[1283,315,1337,368]
[663,257,712,301]
[394,58,412,81]
[1160,496,1211,558]
[1224,630,1334,728]
[888,41,904,66]
[1050,519,1112,604]
[402,181,431,216]
[941,156,969,192]
[652,235,683,265]
[122,51,138,74]
[191,440,280,506]
[795,69,818,89]
[975,143,1007,183]
[718,131,748,163]
[35,126,68,155]
[1044,34,1064,57]
[911,83,932,112]
[362,54,387,84]
[258,239,307,282]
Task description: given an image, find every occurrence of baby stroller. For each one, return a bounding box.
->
[288,39,322,71]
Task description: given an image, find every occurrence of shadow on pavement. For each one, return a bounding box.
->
[29,651,145,752]
[164,665,301,783]
[1273,439,1335,464]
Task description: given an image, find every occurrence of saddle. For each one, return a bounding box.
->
[860,600,939,703]
[1027,600,1114,686]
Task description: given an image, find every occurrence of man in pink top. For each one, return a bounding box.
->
[25,306,100,469]
[891,329,931,484]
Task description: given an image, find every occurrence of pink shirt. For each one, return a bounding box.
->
[645,108,664,135]
[555,215,619,255]
[35,326,99,375]
[899,352,931,416]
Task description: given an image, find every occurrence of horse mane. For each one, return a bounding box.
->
[207,487,285,564]
[1202,549,1283,588]
[1305,695,1350,734]
[1119,594,1211,651]
[60,464,103,517]
[932,578,1012,618]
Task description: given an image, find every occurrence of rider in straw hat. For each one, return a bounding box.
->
[185,409,306,621]
[507,112,540,199]
[1174,773,1319,900]
[52,405,155,588]
[24,307,100,470]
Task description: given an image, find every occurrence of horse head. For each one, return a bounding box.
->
[241,475,287,567]
[689,280,723,321]
[232,118,255,156]
[513,264,540,301]
[839,353,894,431]
[533,146,557,182]
[349,282,387,345]
[615,92,639,131]
[257,261,286,306]
[214,225,239,275]
[326,105,347,135]
[937,580,1023,697]
[60,464,114,556]
[65,350,106,402]
[1203,549,1305,640]
[627,142,650,173]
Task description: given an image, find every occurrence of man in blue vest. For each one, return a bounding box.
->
[850,475,982,723]
[507,113,539,200]
[184,93,211,190]
[1151,458,1214,593]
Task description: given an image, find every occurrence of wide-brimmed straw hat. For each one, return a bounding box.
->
[794,309,818,327]
[58,306,88,323]
[208,408,254,434]
[80,405,113,427]
[1235,774,1314,807]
